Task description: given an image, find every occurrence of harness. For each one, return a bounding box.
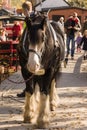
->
[49,22,59,47]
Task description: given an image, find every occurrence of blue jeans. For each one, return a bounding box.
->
[66,35,75,57]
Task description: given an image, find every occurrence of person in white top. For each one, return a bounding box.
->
[0,28,7,41]
[58,17,64,33]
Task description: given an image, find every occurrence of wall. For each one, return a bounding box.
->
[49,7,87,24]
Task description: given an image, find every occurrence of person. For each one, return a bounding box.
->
[82,17,87,34]
[12,21,22,41]
[0,21,7,41]
[22,0,35,30]
[57,17,64,33]
[79,30,87,60]
[0,27,7,41]
[64,12,81,60]
[75,31,82,52]
[17,1,33,97]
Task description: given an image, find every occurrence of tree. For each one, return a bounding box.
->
[68,0,85,8]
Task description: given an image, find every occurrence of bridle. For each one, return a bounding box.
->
[22,16,60,70]
[27,31,46,63]
[28,49,41,61]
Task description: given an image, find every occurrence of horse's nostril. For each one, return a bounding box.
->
[36,63,40,70]
[36,63,40,67]
[27,63,40,72]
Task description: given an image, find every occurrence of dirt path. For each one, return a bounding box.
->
[0,51,87,130]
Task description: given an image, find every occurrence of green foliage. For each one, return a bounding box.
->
[68,0,86,8]
[0,0,38,9]
[11,0,25,8]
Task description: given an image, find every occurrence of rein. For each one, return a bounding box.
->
[7,74,34,84]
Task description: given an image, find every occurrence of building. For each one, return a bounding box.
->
[0,8,14,15]
[35,0,70,12]
[35,0,87,23]
[0,0,11,8]
[49,6,87,23]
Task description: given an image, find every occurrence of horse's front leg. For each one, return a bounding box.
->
[50,79,60,111]
[37,93,50,128]
[24,91,37,124]
[24,83,40,124]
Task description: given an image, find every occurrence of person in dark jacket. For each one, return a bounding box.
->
[79,30,87,60]
[64,12,81,60]
[17,1,33,97]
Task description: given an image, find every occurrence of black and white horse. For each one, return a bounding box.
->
[18,14,65,128]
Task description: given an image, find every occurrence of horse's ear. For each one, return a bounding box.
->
[25,17,32,29]
[41,17,47,30]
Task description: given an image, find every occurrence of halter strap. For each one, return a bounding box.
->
[28,49,41,60]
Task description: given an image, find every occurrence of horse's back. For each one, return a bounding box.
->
[50,21,64,40]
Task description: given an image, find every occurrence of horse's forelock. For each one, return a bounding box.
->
[25,14,47,31]
[26,15,47,45]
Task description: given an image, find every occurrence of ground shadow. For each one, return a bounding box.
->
[57,56,87,88]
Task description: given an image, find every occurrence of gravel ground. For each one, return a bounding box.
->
[0,51,87,130]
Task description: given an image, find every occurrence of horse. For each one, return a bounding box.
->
[18,14,65,128]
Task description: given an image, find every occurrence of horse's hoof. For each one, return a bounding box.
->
[37,121,49,129]
[23,120,30,123]
[64,61,66,68]
[23,117,30,123]
[64,57,68,68]
[50,105,56,111]
[24,117,37,124]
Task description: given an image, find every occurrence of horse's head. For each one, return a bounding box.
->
[25,15,48,75]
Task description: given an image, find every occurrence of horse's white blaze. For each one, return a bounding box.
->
[27,45,40,73]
